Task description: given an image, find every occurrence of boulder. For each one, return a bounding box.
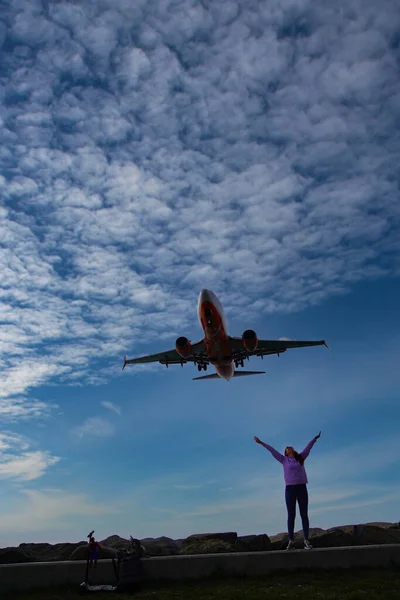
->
[139,536,179,557]
[270,532,289,551]
[366,522,398,529]
[174,538,185,550]
[308,527,355,548]
[0,548,35,564]
[179,539,235,555]
[19,542,86,562]
[294,528,326,544]
[235,534,271,552]
[52,542,87,561]
[179,532,237,555]
[5,521,400,563]
[270,528,344,550]
[269,523,400,550]
[99,535,130,551]
[184,532,238,545]
[340,524,400,545]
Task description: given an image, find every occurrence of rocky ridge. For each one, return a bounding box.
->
[1,521,399,564]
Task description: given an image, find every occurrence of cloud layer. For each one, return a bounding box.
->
[1,1,399,407]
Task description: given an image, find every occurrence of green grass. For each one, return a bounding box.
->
[4,568,400,600]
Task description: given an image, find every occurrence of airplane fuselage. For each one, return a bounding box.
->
[197,289,234,381]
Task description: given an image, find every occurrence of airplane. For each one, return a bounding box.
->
[122,289,328,381]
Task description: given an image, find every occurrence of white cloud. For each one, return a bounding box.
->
[0,396,55,421]
[0,362,71,400]
[0,432,30,452]
[101,401,121,416]
[72,416,116,439]
[0,451,60,481]
[0,432,60,481]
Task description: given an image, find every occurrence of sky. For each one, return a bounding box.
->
[0,0,400,546]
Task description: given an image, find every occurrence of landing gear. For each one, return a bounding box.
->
[234,359,244,368]
[197,363,208,371]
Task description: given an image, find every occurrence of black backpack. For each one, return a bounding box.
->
[116,537,143,593]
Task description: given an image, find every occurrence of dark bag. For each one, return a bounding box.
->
[116,554,142,592]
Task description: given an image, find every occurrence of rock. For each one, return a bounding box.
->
[99,535,130,550]
[270,524,400,550]
[235,534,271,552]
[139,536,179,557]
[295,528,326,543]
[309,527,355,548]
[269,532,290,550]
[53,542,87,561]
[184,532,238,546]
[366,522,397,529]
[272,527,353,549]
[19,542,85,562]
[69,544,117,561]
[179,533,237,555]
[346,524,400,545]
[0,548,35,564]
[180,539,235,555]
[3,521,399,563]
[270,528,348,550]
[294,527,327,547]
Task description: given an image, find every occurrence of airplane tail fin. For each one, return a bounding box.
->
[193,370,265,381]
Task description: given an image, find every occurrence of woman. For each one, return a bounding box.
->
[254,431,321,550]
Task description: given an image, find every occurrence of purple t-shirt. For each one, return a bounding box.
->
[261,438,317,486]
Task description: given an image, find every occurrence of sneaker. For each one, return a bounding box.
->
[304,540,313,549]
[286,540,295,551]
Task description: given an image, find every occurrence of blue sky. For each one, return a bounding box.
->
[1,0,400,546]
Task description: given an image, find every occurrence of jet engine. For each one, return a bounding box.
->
[175,336,192,359]
[242,329,258,352]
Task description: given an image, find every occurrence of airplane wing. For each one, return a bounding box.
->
[229,337,328,359]
[122,339,207,369]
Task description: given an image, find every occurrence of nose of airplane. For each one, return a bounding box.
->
[198,289,212,304]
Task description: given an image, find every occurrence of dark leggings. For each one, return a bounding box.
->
[285,483,309,540]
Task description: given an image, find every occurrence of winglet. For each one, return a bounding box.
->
[122,355,127,370]
[323,341,330,349]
